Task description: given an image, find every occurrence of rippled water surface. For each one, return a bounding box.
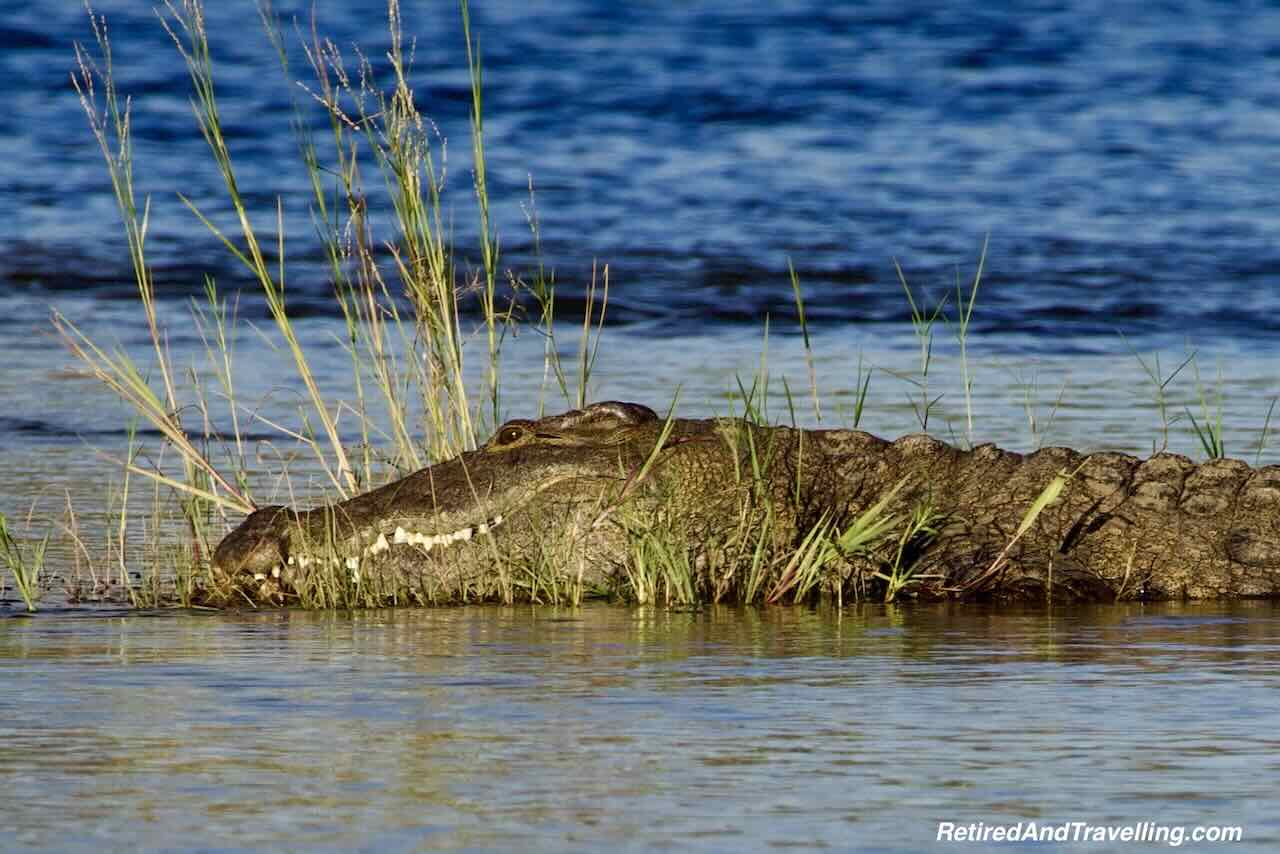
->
[5,603,1280,852]
[5,0,1280,848]
[7,0,1280,335]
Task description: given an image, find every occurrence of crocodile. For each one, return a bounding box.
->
[211,400,1280,605]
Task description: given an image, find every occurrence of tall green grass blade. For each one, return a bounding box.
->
[0,513,47,613]
[1256,396,1278,467]
[788,258,821,423]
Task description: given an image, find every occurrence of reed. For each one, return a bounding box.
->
[64,0,556,604]
[1125,338,1195,455]
[0,513,48,613]
[1006,364,1069,450]
[1186,356,1226,460]
[1255,397,1278,467]
[788,259,822,423]
[892,260,948,431]
[952,235,987,448]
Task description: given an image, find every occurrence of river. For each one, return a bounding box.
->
[3,0,1279,849]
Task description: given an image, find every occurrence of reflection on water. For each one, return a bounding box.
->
[3,603,1279,851]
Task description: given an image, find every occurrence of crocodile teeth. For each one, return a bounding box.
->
[369,516,504,557]
[266,514,509,579]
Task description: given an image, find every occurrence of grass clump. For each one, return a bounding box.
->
[1186,357,1226,460]
[61,0,560,604]
[0,513,49,612]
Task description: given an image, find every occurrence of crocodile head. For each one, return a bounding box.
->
[210,401,675,602]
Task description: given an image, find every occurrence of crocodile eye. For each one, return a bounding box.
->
[496,425,525,446]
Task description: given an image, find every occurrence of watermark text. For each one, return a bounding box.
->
[936,820,1242,847]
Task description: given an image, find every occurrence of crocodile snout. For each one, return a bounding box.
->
[211,505,292,577]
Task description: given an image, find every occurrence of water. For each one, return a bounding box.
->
[5,0,1280,848]
[7,0,1280,336]
[4,603,1279,851]
[5,0,1280,447]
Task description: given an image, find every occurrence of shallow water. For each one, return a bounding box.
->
[6,0,1280,848]
[4,602,1279,852]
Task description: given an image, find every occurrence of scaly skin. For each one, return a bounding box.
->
[210,402,665,603]
[211,401,1280,604]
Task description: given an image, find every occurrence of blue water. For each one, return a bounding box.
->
[6,0,1280,337]
[6,3,1280,850]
